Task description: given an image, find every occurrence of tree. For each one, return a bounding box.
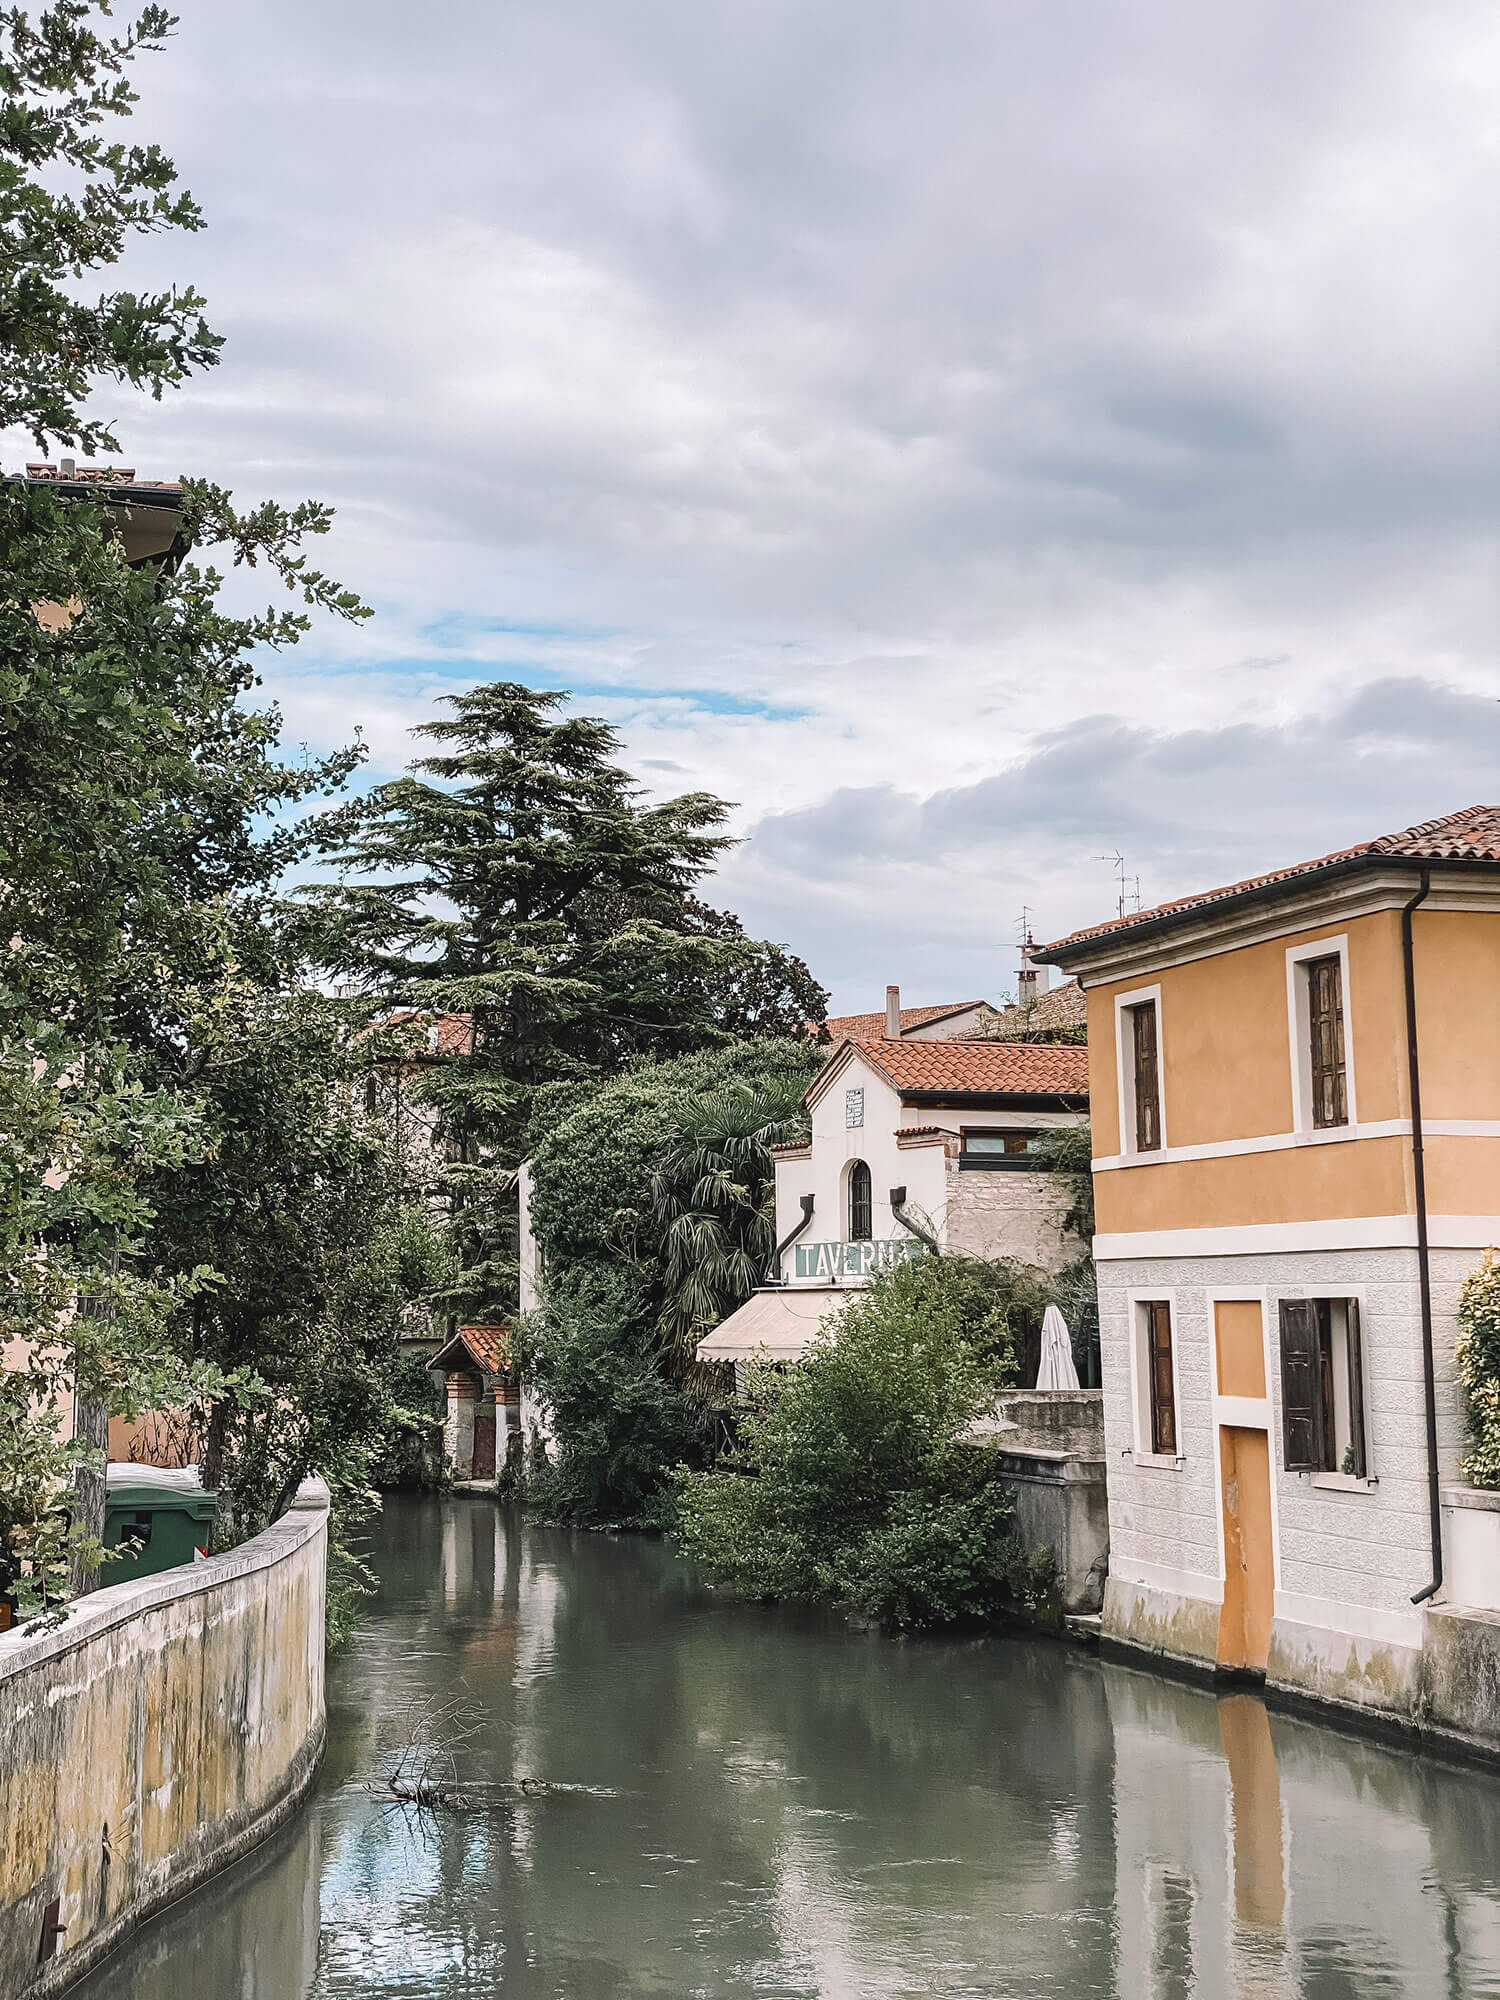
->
[0,1,380,1602]
[650,1071,810,1377]
[519,1038,823,1522]
[142,983,449,1632]
[315,681,826,1315]
[0,2,220,458]
[0,950,241,1615]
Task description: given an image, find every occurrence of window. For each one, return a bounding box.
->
[847,1160,872,1241]
[1143,1300,1177,1455]
[1287,936,1357,1134]
[1306,955,1347,1129]
[963,1130,1037,1155]
[1128,999,1162,1152]
[1279,1298,1366,1476]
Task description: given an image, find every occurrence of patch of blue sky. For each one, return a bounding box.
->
[419,612,621,650]
[263,649,811,724]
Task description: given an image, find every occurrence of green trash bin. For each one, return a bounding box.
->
[103,1465,219,1585]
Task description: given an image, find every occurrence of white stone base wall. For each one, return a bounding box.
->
[1098,1245,1473,1697]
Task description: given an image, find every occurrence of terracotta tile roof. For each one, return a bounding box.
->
[381,1008,476,1056]
[431,1322,511,1374]
[1043,805,1500,959]
[844,1037,1089,1099]
[23,464,181,489]
[821,1000,987,1041]
[768,1139,812,1157]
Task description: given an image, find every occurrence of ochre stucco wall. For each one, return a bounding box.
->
[1095,1135,1415,1237]
[1084,904,1500,1236]
[0,1481,327,1999]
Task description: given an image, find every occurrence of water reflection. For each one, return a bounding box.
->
[77,1497,1500,1997]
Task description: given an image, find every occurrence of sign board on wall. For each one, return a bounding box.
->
[794,1238,925,1280]
[845,1088,864,1128]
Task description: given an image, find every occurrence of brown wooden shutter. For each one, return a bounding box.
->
[1307,955,1348,1128]
[1345,1298,1367,1479]
[1314,1300,1338,1472]
[1147,1301,1176,1455]
[1132,1002,1161,1151]
[1279,1300,1321,1469]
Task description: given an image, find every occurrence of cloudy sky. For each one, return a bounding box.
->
[15,0,1499,1010]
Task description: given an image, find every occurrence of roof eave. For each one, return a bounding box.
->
[1035,850,1500,972]
[897,1088,1089,1110]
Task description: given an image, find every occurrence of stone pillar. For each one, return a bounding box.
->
[446,1374,476,1480]
[493,1387,510,1469]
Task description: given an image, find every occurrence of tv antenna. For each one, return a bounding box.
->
[1099,851,1141,921]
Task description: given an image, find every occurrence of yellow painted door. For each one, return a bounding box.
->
[1217,1426,1274,1672]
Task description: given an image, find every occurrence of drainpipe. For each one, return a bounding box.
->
[889,1185,939,1254]
[769,1193,815,1285]
[1403,868,1443,1607]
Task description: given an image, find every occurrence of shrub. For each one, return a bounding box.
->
[1457,1251,1500,1488]
[671,1255,1052,1630]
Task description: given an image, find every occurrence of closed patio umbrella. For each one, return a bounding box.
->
[1035,1304,1081,1391]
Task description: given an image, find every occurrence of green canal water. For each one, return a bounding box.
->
[77,1494,1500,1997]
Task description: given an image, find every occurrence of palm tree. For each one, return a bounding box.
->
[650,1074,809,1382]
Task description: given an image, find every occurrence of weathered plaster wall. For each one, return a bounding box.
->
[0,1480,328,1999]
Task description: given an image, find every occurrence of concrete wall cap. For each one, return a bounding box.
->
[0,1475,330,1683]
[1442,1483,1500,1513]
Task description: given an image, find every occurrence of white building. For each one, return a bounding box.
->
[700,1018,1089,1366]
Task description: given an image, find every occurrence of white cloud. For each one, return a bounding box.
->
[8,0,1495,1012]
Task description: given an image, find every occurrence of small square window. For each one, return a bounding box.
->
[963,1130,1036,1155]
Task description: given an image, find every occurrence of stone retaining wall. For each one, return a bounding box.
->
[0,1479,328,1999]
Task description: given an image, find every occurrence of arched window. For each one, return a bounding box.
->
[848,1159,872,1241]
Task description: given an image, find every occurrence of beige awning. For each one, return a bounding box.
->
[696,1286,850,1361]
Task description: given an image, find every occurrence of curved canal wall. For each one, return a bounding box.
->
[0,1478,328,1999]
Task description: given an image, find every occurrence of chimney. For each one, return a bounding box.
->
[884,984,901,1038]
[1018,931,1050,1007]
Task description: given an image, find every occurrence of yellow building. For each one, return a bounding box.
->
[1041,804,1500,1727]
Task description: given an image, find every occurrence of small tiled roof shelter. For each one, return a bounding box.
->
[429,1323,516,1486]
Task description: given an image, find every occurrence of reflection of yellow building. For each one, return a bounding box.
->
[1041,806,1500,1727]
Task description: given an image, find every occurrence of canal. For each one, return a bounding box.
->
[79,1494,1500,1998]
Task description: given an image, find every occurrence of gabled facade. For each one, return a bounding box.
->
[1041,804,1500,1728]
[700,1034,1088,1365]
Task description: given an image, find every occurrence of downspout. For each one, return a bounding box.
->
[769,1193,815,1285]
[890,1185,940,1255]
[1403,868,1443,1606]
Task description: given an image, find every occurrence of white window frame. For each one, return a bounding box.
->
[1114,983,1166,1157]
[1126,1287,1183,1468]
[1285,934,1357,1135]
[1272,1281,1377,1491]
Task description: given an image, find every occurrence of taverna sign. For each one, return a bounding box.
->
[793,1238,926,1281]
